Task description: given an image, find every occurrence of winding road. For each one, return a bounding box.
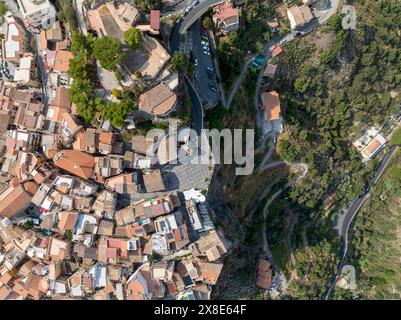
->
[325,145,399,299]
[260,161,308,295]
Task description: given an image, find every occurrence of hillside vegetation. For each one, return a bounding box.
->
[260,0,401,298]
[346,149,401,299]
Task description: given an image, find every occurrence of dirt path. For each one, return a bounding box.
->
[225,57,253,109]
[259,162,308,295]
[287,210,298,268]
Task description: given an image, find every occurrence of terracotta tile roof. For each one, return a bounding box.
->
[138,83,177,116]
[213,2,239,23]
[366,139,381,155]
[271,46,283,57]
[287,5,314,29]
[0,183,32,217]
[131,135,155,155]
[58,211,78,230]
[256,258,272,289]
[198,261,223,285]
[62,112,81,132]
[99,131,113,145]
[150,10,160,30]
[54,50,73,72]
[261,91,281,121]
[52,86,71,109]
[53,150,95,180]
[143,169,165,192]
[40,30,47,49]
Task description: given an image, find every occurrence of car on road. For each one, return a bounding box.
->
[206,66,213,72]
[192,0,199,6]
[294,31,304,37]
[208,83,217,92]
[203,50,210,56]
[278,38,288,45]
[194,58,198,66]
[194,73,198,81]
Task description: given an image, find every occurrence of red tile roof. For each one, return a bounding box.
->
[150,10,160,30]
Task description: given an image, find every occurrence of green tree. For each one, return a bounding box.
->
[71,32,94,55]
[170,52,187,72]
[124,28,142,49]
[93,36,124,71]
[203,16,213,29]
[0,1,7,20]
[68,54,94,79]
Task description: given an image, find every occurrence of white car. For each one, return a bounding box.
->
[194,59,198,66]
[201,40,208,46]
[203,50,210,56]
[279,38,288,45]
[202,45,209,51]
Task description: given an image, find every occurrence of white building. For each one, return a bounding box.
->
[287,5,314,30]
[353,127,387,161]
[17,0,56,27]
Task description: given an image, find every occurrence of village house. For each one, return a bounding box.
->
[53,150,95,180]
[287,4,314,30]
[353,127,387,161]
[1,14,28,62]
[138,83,177,117]
[261,91,283,133]
[212,1,240,34]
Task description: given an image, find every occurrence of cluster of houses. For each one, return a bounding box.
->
[0,0,228,300]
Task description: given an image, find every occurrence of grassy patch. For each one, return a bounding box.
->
[391,127,401,145]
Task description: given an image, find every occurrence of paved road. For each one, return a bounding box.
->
[178,0,225,34]
[191,20,219,107]
[184,75,203,135]
[325,145,399,299]
[4,0,50,108]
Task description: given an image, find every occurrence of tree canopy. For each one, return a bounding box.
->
[170,52,187,72]
[124,28,142,49]
[93,36,124,71]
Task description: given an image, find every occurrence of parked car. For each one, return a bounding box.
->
[279,38,288,45]
[207,73,214,80]
[194,73,198,81]
[203,50,210,56]
[294,31,303,37]
[201,40,208,46]
[194,59,198,66]
[206,66,213,72]
[202,45,209,51]
[206,69,214,77]
[209,84,217,92]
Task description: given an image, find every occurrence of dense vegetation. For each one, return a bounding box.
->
[56,0,78,30]
[0,1,7,21]
[124,28,143,49]
[254,0,401,298]
[68,33,139,127]
[216,0,276,91]
[93,36,124,72]
[345,150,401,299]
